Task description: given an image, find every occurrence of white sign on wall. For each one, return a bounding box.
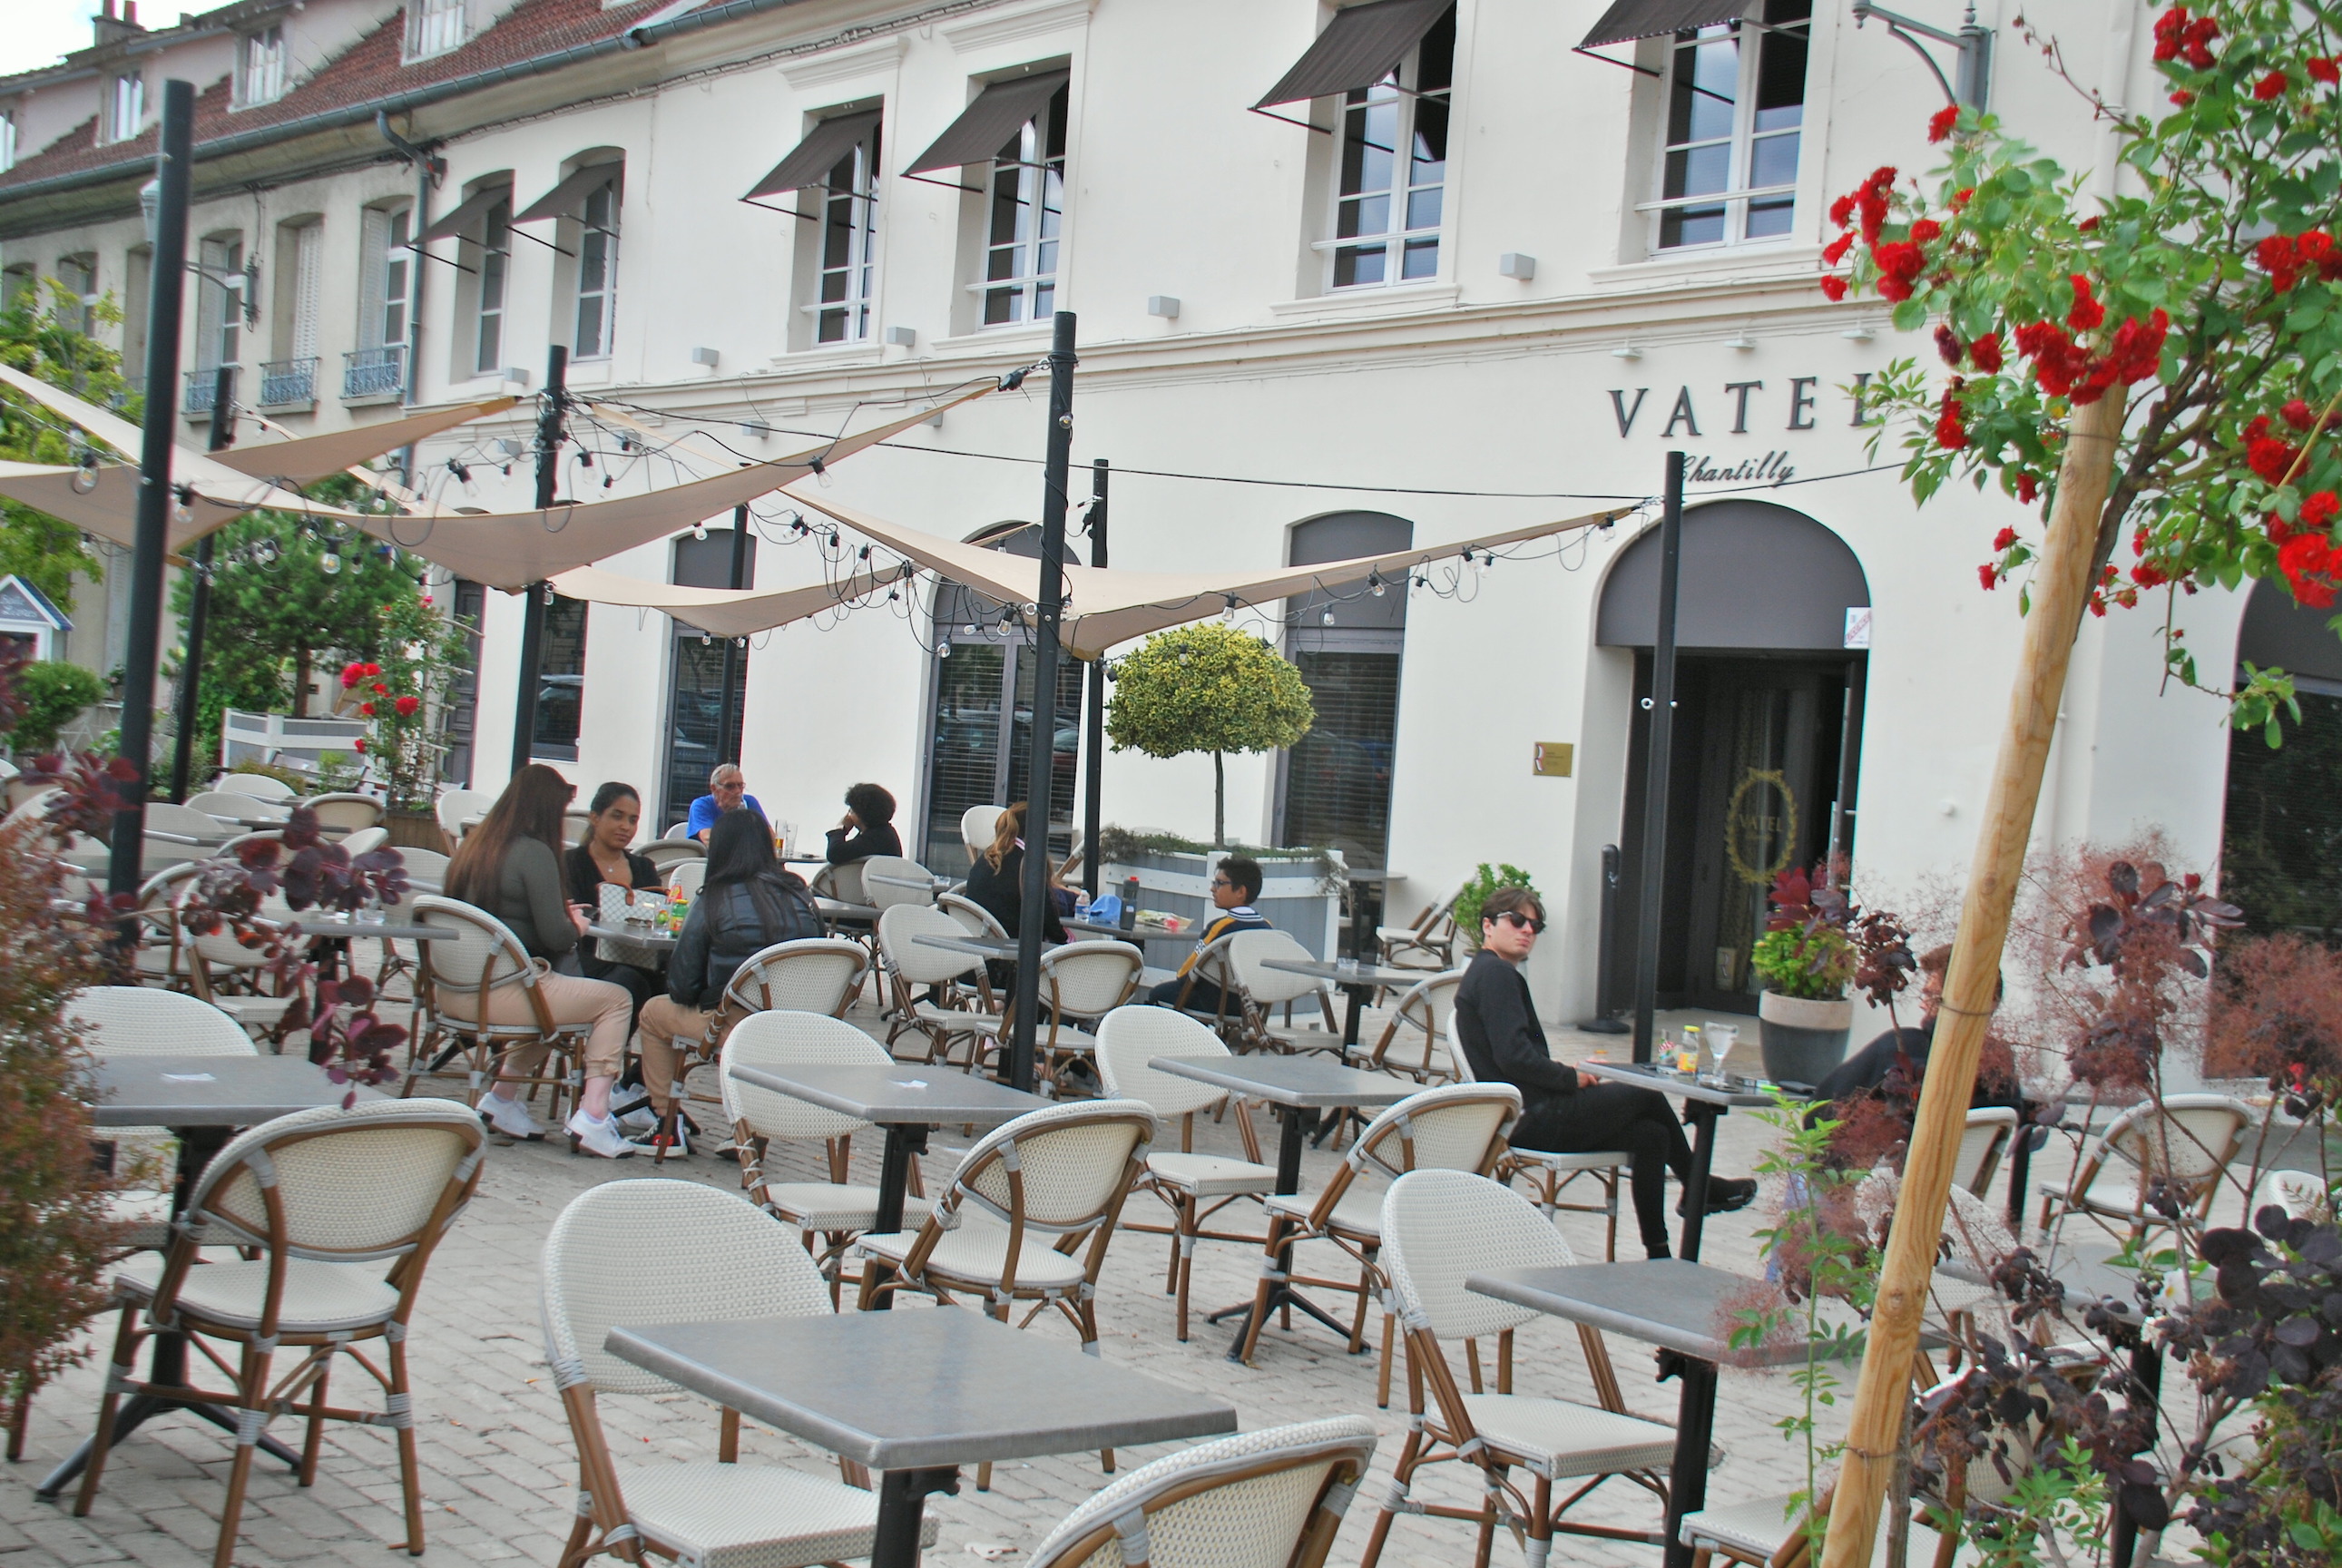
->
[1844,606,1874,650]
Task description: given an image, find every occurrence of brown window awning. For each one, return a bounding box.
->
[1580,0,1753,49]
[1254,0,1451,108]
[745,109,881,200]
[514,162,620,224]
[416,181,512,243]
[904,70,1066,175]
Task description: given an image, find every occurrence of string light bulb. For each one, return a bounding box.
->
[1369,573,1386,596]
[936,642,951,659]
[1320,610,1335,625]
[320,553,341,575]
[692,523,708,541]
[1220,595,1237,622]
[70,463,100,495]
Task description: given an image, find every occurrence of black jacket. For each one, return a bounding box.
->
[1455,949,1580,1110]
[563,842,663,975]
[826,820,903,865]
[668,870,823,1008]
[965,845,1064,942]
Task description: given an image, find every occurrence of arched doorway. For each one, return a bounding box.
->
[1598,499,1871,1014]
[2221,580,2342,937]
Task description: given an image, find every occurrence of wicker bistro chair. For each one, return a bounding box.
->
[187,789,289,823]
[2038,1093,2255,1246]
[987,939,1145,1093]
[670,859,709,900]
[73,1099,486,1568]
[652,938,873,1158]
[434,789,493,848]
[961,804,1005,866]
[1226,930,1342,1055]
[68,987,256,1251]
[2253,1167,2333,1224]
[1377,886,1462,975]
[1448,1031,1630,1262]
[938,890,1010,939]
[1351,970,1465,1084]
[306,793,385,838]
[1161,931,1247,1042]
[1955,1106,2020,1199]
[1094,1007,1275,1341]
[860,854,940,912]
[406,896,591,1130]
[1359,1169,1690,1568]
[876,904,1002,1066]
[541,1179,924,1568]
[219,772,297,801]
[1235,1083,1524,1409]
[1026,1416,1380,1568]
[720,1013,935,1297]
[640,838,703,875]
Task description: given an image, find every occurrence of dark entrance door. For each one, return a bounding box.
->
[660,530,754,831]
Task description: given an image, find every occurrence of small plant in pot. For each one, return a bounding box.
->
[1750,865,1913,1088]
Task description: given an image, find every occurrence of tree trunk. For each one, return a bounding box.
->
[1818,386,2130,1568]
[291,646,311,719]
[1212,750,1225,848]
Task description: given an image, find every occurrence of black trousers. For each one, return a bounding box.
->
[1512,1084,1694,1256]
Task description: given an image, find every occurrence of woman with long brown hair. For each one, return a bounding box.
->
[443,764,637,1157]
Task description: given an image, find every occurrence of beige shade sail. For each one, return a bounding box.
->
[782,484,1637,660]
[549,560,916,638]
[211,397,519,485]
[0,456,335,554]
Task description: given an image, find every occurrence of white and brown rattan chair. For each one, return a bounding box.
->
[1235,1083,1521,1409]
[68,986,257,1251]
[960,804,1005,866]
[1377,886,1462,975]
[541,1178,924,1568]
[640,837,704,875]
[305,793,384,838]
[653,937,872,1158]
[859,854,939,912]
[990,938,1143,1093]
[406,895,591,1130]
[73,1099,486,1568]
[2038,1093,2254,1246]
[1027,1416,1379,1568]
[2252,1166,2333,1224]
[1349,969,1465,1084]
[187,789,289,824]
[434,788,492,849]
[1449,1026,1629,1261]
[1359,1169,1690,1568]
[218,773,298,802]
[1226,929,1341,1055]
[1955,1106,2020,1200]
[876,904,1001,1065]
[1094,1006,1273,1340]
[720,1012,933,1298]
[938,890,1009,939]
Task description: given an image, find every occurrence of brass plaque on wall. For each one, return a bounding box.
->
[1532,741,1573,778]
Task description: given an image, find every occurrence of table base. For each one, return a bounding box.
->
[36,1388,301,1498]
[1658,1350,1720,1568]
[865,1124,928,1311]
[873,1465,959,1568]
[1210,1104,1367,1362]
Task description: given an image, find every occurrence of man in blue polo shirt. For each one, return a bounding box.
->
[685,763,764,843]
[1149,855,1271,1013]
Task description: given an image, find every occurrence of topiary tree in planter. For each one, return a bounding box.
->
[1105,622,1314,848]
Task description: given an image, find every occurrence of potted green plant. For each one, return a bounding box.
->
[1751,866,1859,1086]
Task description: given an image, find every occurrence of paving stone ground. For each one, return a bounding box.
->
[5,984,2224,1568]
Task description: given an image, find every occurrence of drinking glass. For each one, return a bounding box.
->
[1704,1023,1739,1086]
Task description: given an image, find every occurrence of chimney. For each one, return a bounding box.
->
[93,0,146,47]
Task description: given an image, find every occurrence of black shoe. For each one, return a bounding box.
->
[1677,1176,1758,1217]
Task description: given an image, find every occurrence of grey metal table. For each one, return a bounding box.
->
[1469,1259,1820,1568]
[1151,1054,1416,1358]
[1064,918,1199,946]
[1259,955,1423,1048]
[606,1308,1237,1568]
[1578,1060,1782,1260]
[42,1057,380,1498]
[584,920,679,948]
[289,916,455,982]
[727,1063,1049,1306]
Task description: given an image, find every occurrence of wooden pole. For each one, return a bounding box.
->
[1819,385,2128,1568]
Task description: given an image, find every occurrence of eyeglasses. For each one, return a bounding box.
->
[1209,877,1234,890]
[1492,911,1545,934]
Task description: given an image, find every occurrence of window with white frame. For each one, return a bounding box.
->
[58,255,96,337]
[980,84,1066,327]
[407,0,465,62]
[573,180,617,358]
[108,73,144,143]
[473,196,510,375]
[195,235,244,370]
[815,122,880,344]
[1327,8,1454,289]
[1651,0,1810,251]
[360,205,412,350]
[0,111,17,173]
[240,25,287,106]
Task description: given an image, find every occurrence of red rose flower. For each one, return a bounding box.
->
[2282,399,2316,431]
[362,662,381,676]
[2171,90,2194,105]
[1970,332,2004,373]
[1935,387,1968,450]
[2311,56,2340,84]
[1910,218,1943,244]
[395,694,421,717]
[2066,275,2105,331]
[1821,232,1854,265]
[2257,232,2303,291]
[1927,104,1959,142]
[2279,532,2339,607]
[2133,525,2152,556]
[1819,275,1848,301]
[2303,490,2341,531]
[354,738,368,754]
[1951,188,1975,211]
[2106,309,2170,385]
[2254,69,2288,100]
[1978,563,1999,591]
[2151,6,2187,62]
[1829,193,1857,229]
[371,682,388,695]
[340,662,364,689]
[2015,472,2040,505]
[1993,526,2019,551]
[1935,324,1965,366]
[2182,15,2219,68]
[358,702,376,717]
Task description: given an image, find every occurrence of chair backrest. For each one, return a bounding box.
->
[1377,971,1465,1071]
[861,854,938,911]
[879,904,985,986]
[561,809,592,848]
[542,1178,829,1397]
[186,1098,485,1262]
[413,895,536,994]
[188,789,288,821]
[1955,1107,2020,1197]
[1229,929,1328,1008]
[220,773,297,800]
[1095,1005,1238,1121]
[961,804,1004,865]
[4,782,61,822]
[399,847,450,887]
[308,793,384,834]
[946,1100,1158,1233]
[1347,1083,1521,1186]
[720,1010,893,1142]
[436,788,493,838]
[1057,829,1086,887]
[340,826,390,858]
[669,858,708,899]
[142,801,228,838]
[218,828,285,858]
[1382,1169,1568,1342]
[1026,1416,1379,1568]
[642,838,703,869]
[720,937,871,1018]
[2252,1168,2332,1224]
[68,986,256,1057]
[1039,940,1144,1020]
[2100,1094,2254,1185]
[939,891,1007,939]
[811,858,867,905]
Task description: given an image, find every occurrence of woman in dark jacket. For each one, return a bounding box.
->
[825,781,904,865]
[563,781,665,1025]
[964,800,1064,943]
[632,807,823,1132]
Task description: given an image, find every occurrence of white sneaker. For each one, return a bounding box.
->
[566,1111,636,1159]
[613,1104,659,1136]
[478,1093,542,1140]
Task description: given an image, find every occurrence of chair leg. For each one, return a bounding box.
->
[1357,1426,1423,1568]
[1176,1230,1198,1343]
[388,1334,426,1554]
[71,1305,141,1516]
[1526,1475,1553,1568]
[211,1342,275,1568]
[1377,1307,1397,1409]
[1346,1249,1378,1354]
[299,1360,330,1485]
[1605,1171,1621,1261]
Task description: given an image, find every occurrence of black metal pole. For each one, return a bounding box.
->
[110,80,194,901]
[166,363,234,802]
[1632,453,1686,1064]
[1582,843,1631,1033]
[1007,311,1077,1092]
[508,344,565,777]
[1081,457,1107,900]
[716,504,749,764]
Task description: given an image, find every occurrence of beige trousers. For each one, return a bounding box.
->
[439,971,632,1083]
[633,996,738,1111]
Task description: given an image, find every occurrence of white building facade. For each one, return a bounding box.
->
[2,0,2316,1023]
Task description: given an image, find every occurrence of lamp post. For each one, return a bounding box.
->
[1081,457,1108,900]
[715,503,750,763]
[509,344,565,777]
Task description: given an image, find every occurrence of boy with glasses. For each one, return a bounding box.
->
[1149,855,1271,1013]
[1455,886,1757,1259]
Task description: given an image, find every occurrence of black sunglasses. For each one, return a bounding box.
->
[1491,910,1546,934]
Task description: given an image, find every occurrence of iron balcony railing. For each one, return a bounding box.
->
[342,344,406,400]
[258,357,317,408]
[181,367,233,414]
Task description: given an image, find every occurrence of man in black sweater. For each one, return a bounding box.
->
[1455,887,1756,1259]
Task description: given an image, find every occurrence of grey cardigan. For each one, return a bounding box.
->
[483,838,578,960]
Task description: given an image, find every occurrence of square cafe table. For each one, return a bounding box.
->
[1468,1259,1826,1568]
[1149,1054,1416,1359]
[725,1063,1050,1307]
[41,1056,380,1499]
[1259,955,1426,1049]
[1578,1060,1781,1260]
[607,1308,1238,1568]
